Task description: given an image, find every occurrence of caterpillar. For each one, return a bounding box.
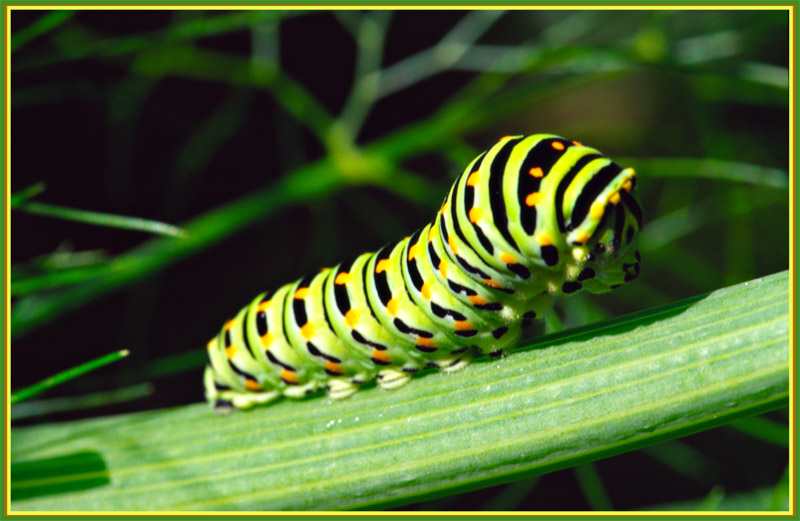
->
[204,134,642,410]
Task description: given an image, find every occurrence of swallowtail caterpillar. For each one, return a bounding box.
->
[204,134,642,410]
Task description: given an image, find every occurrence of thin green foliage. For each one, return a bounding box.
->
[727,416,789,447]
[15,201,187,238]
[11,350,130,404]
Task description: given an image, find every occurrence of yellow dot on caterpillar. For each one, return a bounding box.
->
[387,298,399,316]
[469,207,482,223]
[448,235,458,254]
[454,320,473,331]
[438,259,448,277]
[225,345,238,359]
[539,232,552,246]
[224,319,236,331]
[372,349,391,363]
[301,322,315,340]
[261,332,273,347]
[206,339,215,350]
[334,272,351,285]
[469,295,488,305]
[325,360,343,374]
[257,300,271,312]
[500,253,516,264]
[281,369,299,384]
[467,172,480,187]
[610,192,621,205]
[345,309,359,327]
[421,282,432,300]
[428,223,438,243]
[375,259,391,273]
[408,243,420,261]
[575,232,591,244]
[417,337,436,348]
[525,192,543,206]
[440,200,449,215]
[622,179,633,192]
[572,140,583,147]
[590,204,605,219]
[245,379,262,391]
[551,141,565,150]
[294,287,310,300]
[529,167,543,178]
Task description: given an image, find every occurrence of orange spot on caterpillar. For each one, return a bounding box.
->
[500,253,516,264]
[448,234,458,255]
[454,320,473,331]
[576,232,591,244]
[301,322,315,340]
[281,370,298,384]
[416,337,436,348]
[438,259,448,277]
[257,300,271,313]
[469,207,482,223]
[261,332,273,347]
[421,282,432,300]
[375,259,391,273]
[466,172,480,186]
[345,309,359,327]
[525,192,543,207]
[335,272,351,285]
[482,279,502,288]
[468,295,488,305]
[224,319,236,331]
[572,140,583,147]
[590,203,605,219]
[387,298,399,316]
[622,179,633,192]
[294,287,310,300]
[372,349,391,363]
[245,379,262,391]
[324,360,343,374]
[551,141,565,150]
[440,200,449,215]
[408,243,420,261]
[529,167,544,178]
[539,232,553,247]
[225,345,238,359]
[609,192,621,205]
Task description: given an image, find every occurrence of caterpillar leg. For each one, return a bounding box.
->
[204,366,281,410]
[438,353,473,374]
[377,368,413,390]
[327,378,360,400]
[283,381,319,399]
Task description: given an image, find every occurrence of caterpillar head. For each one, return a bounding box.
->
[564,167,642,294]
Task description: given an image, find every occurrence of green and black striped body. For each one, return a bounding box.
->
[204,134,643,410]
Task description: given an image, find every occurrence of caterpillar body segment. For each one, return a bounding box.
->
[205,134,642,410]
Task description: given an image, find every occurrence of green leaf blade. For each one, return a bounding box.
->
[10,272,789,511]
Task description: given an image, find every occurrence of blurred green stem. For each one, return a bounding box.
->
[11,350,130,404]
[15,201,187,238]
[10,183,46,207]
